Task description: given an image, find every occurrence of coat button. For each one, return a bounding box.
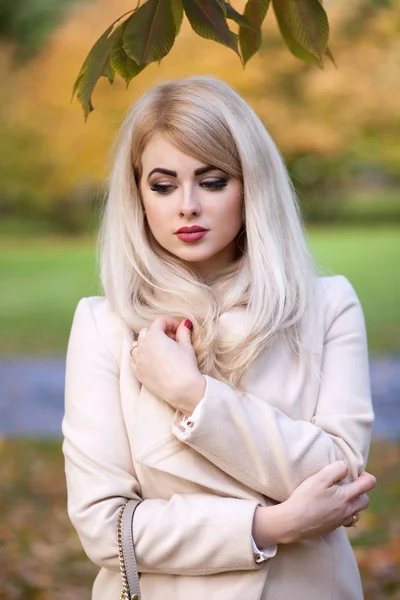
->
[131,595,140,600]
[253,552,261,561]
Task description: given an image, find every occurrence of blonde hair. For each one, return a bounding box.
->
[98,76,318,390]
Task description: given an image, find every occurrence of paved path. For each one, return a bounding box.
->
[0,356,399,438]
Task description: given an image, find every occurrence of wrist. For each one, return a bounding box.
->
[252,502,299,547]
[176,373,206,416]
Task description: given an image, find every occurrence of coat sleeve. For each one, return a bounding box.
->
[171,276,374,503]
[62,298,263,576]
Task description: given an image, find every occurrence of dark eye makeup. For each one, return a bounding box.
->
[150,183,175,194]
[150,177,228,195]
[201,178,228,189]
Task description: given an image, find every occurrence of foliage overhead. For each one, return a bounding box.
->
[72,0,334,119]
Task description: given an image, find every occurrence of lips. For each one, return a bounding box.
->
[175,229,208,243]
[175,226,208,233]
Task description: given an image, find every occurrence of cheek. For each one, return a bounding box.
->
[141,192,170,236]
[145,209,169,240]
[216,190,243,232]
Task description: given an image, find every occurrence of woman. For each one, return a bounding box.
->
[62,76,376,600]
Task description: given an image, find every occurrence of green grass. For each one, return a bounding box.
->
[0,235,101,355]
[307,226,400,353]
[0,226,399,355]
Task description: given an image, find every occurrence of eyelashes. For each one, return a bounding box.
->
[150,179,228,195]
[203,179,228,190]
[149,184,174,194]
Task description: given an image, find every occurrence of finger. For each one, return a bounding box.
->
[344,473,376,501]
[175,319,193,345]
[360,470,377,483]
[138,327,149,344]
[344,512,359,528]
[150,318,181,336]
[317,461,349,487]
[351,493,370,513]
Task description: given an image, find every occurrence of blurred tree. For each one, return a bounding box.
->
[0,0,398,231]
[0,0,82,61]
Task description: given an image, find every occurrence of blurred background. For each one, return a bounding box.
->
[0,0,399,597]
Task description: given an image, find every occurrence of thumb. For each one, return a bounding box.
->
[175,319,193,345]
[318,460,349,487]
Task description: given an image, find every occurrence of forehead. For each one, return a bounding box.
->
[141,133,205,172]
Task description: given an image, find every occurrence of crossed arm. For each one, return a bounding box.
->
[172,277,374,503]
[62,277,373,575]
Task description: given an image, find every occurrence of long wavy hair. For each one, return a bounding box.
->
[98,76,318,390]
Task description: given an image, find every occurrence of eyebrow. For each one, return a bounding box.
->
[147,165,221,180]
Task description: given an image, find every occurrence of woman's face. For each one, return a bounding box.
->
[139,133,243,279]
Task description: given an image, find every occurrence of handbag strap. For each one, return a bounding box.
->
[117,499,143,600]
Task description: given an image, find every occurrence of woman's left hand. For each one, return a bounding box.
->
[130,318,206,416]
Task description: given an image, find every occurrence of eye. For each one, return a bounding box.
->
[200,178,228,190]
[150,183,175,195]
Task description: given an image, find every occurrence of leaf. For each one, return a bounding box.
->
[272,0,329,64]
[325,46,337,68]
[123,0,177,65]
[109,22,145,86]
[71,24,114,121]
[224,3,253,29]
[182,0,238,55]
[171,0,184,33]
[101,56,116,84]
[242,0,270,28]
[239,0,271,65]
[215,0,228,16]
[272,0,320,66]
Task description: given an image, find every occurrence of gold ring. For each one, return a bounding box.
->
[351,514,358,528]
[130,343,138,358]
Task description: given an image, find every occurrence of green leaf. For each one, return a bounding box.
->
[215,0,228,16]
[182,0,238,55]
[272,0,329,64]
[224,3,253,29]
[239,0,270,65]
[123,0,177,65]
[272,0,320,66]
[71,24,114,121]
[101,56,115,84]
[109,22,145,86]
[242,0,270,27]
[171,0,184,33]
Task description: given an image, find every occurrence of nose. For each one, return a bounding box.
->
[178,184,201,217]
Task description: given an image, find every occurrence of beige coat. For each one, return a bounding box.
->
[62,275,374,600]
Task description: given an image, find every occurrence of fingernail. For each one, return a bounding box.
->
[184,319,193,330]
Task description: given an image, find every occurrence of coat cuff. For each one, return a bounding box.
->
[172,375,223,439]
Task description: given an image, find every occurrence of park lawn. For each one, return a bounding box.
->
[307,226,400,354]
[0,226,399,355]
[0,438,398,600]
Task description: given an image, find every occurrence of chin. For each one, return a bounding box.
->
[175,251,216,264]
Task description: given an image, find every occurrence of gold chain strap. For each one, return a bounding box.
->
[117,500,130,600]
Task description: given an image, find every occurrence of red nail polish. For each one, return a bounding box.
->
[184,319,193,330]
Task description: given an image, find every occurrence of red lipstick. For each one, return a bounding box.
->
[175,225,208,243]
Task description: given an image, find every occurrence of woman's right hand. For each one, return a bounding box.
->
[252,461,376,547]
[284,460,376,541]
